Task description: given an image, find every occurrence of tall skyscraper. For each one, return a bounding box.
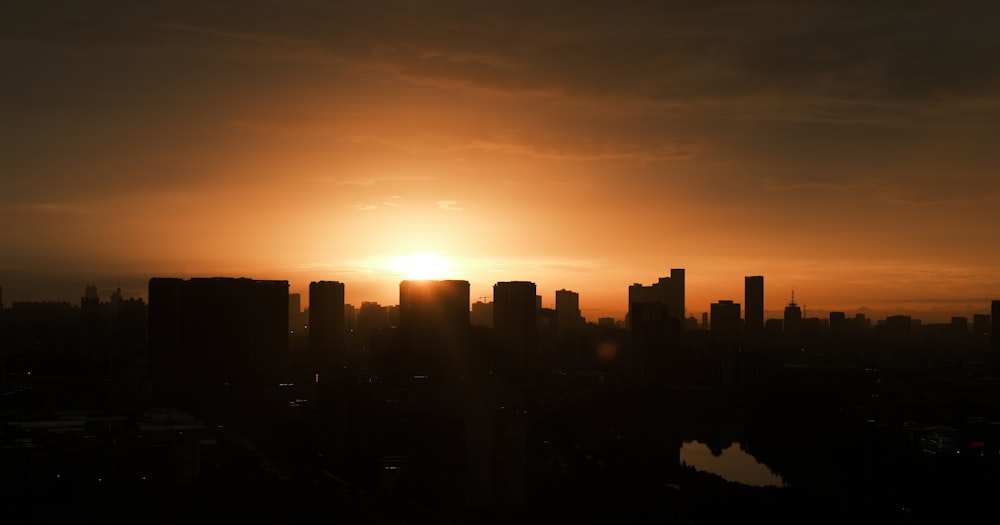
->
[555,289,581,340]
[671,268,685,322]
[493,281,538,377]
[148,277,289,401]
[629,268,685,327]
[309,281,346,374]
[399,280,470,379]
[744,276,764,336]
[783,291,802,338]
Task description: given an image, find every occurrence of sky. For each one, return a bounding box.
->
[2,0,1000,323]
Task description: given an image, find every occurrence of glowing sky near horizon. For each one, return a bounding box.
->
[2,1,1000,322]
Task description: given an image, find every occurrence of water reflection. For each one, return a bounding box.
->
[680,440,784,487]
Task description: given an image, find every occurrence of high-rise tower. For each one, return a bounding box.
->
[744,276,764,337]
[309,281,346,375]
[493,281,539,377]
[555,289,582,340]
[399,280,471,379]
[783,290,802,338]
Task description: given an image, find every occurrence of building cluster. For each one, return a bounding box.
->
[1,275,999,522]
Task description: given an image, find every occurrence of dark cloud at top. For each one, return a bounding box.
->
[5,0,999,115]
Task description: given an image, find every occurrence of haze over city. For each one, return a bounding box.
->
[3,1,999,319]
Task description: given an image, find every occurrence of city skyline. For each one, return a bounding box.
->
[3,2,999,323]
[2,268,995,326]
[4,4,1000,521]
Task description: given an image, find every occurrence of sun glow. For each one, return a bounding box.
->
[391,252,453,280]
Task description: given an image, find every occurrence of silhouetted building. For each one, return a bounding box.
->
[80,284,100,355]
[5,301,80,356]
[629,268,685,326]
[555,289,582,340]
[884,315,912,342]
[344,303,356,332]
[993,301,999,350]
[744,276,764,337]
[973,313,990,337]
[783,292,802,339]
[399,280,470,379]
[148,277,288,402]
[630,301,681,385]
[288,293,308,331]
[830,311,846,339]
[537,307,558,374]
[357,301,389,350]
[765,318,783,338]
[471,300,493,327]
[710,300,741,342]
[951,316,968,339]
[309,281,346,376]
[493,281,538,378]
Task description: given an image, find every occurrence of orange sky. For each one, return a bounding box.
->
[2,1,999,323]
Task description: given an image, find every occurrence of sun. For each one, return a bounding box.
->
[391,252,452,280]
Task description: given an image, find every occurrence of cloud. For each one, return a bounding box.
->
[468,135,708,162]
[382,195,405,207]
[0,202,95,215]
[437,200,461,211]
[352,195,406,211]
[14,1,998,125]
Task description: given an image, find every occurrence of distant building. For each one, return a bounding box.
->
[80,284,100,355]
[710,300,741,342]
[783,292,802,338]
[357,301,389,352]
[950,316,968,339]
[629,268,685,327]
[830,311,846,339]
[288,293,307,331]
[148,277,288,402]
[344,303,356,332]
[884,315,912,341]
[744,276,764,336]
[973,313,991,337]
[470,300,493,327]
[5,300,79,355]
[555,289,582,340]
[765,318,783,338]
